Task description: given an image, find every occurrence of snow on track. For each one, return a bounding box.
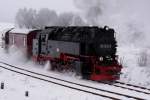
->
[114,81,150,94]
[0,64,106,100]
[1,62,150,100]
[0,63,130,100]
[100,81,150,96]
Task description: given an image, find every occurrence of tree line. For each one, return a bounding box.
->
[15,8,86,29]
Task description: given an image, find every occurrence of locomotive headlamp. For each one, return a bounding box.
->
[106,56,110,58]
[99,57,103,61]
[56,48,60,52]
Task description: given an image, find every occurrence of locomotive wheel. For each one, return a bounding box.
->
[81,63,92,80]
[51,61,57,71]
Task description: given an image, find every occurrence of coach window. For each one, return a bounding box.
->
[12,35,15,44]
[23,37,26,46]
[41,35,46,42]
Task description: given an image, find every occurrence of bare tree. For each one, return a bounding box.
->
[36,8,58,28]
[15,8,37,28]
[138,50,148,67]
[15,8,86,28]
[15,8,28,28]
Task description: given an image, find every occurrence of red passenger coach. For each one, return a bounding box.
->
[7,28,39,57]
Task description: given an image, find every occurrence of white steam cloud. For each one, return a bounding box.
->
[74,0,150,47]
[74,0,102,25]
[0,45,46,70]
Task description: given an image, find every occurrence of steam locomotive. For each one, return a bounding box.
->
[32,26,122,81]
[3,26,122,81]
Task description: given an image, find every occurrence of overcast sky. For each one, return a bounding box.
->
[0,0,77,23]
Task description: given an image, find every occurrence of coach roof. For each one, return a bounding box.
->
[9,28,36,34]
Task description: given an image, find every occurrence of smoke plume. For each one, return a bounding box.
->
[74,0,150,47]
[74,0,102,25]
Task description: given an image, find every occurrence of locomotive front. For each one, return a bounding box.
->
[86,26,122,81]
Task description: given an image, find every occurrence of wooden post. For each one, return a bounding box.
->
[25,91,29,97]
[1,82,4,89]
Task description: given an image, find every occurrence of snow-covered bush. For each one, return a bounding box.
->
[137,50,148,67]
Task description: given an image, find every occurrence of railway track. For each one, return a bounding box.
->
[101,81,150,95]
[0,62,150,100]
[115,81,150,91]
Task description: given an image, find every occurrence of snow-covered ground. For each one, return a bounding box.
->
[118,46,150,87]
[0,66,104,100]
[0,23,14,31]
[1,23,150,99]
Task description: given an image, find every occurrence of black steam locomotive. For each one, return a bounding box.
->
[32,26,122,81]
